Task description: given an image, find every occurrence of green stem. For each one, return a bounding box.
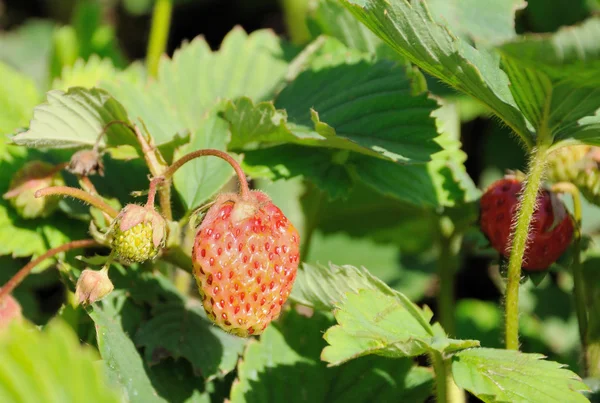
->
[281,0,311,45]
[299,183,324,263]
[146,0,173,78]
[161,245,193,273]
[437,230,458,336]
[504,140,551,350]
[35,186,119,219]
[552,182,589,375]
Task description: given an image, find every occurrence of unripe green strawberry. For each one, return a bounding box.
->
[3,161,65,219]
[110,204,167,263]
[75,268,114,305]
[192,190,300,337]
[0,295,22,331]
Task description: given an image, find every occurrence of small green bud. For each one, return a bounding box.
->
[3,161,65,219]
[110,204,167,263]
[75,268,114,305]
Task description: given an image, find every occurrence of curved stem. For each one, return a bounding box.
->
[36,186,119,219]
[159,149,250,199]
[146,177,164,208]
[0,239,99,303]
[504,141,551,350]
[146,0,173,77]
[552,182,589,375]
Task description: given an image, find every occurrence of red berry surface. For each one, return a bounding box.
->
[480,177,574,270]
[192,190,300,337]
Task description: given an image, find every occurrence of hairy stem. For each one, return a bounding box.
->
[158,149,250,199]
[134,122,172,219]
[161,245,193,273]
[505,141,551,350]
[552,182,589,375]
[35,186,119,219]
[0,239,99,303]
[146,0,173,77]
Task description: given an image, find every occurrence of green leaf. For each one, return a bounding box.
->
[89,303,167,403]
[0,320,120,403]
[224,46,441,163]
[0,62,41,134]
[0,137,88,259]
[501,56,600,144]
[144,359,211,403]
[0,20,54,89]
[452,348,590,403]
[322,288,479,365]
[172,107,235,209]
[426,0,525,45]
[242,145,353,199]
[291,262,403,311]
[500,18,600,86]
[308,0,394,58]
[341,0,531,146]
[350,103,480,208]
[157,28,295,132]
[231,310,434,403]
[11,87,135,149]
[135,300,246,380]
[53,55,117,91]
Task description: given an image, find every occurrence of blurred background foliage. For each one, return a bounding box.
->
[1,0,600,391]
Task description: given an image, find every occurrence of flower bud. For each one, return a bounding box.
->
[67,149,104,176]
[0,294,22,331]
[75,268,114,305]
[110,204,167,263]
[3,161,65,219]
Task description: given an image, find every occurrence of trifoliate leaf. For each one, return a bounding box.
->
[231,310,434,403]
[0,320,120,403]
[452,348,589,403]
[321,289,479,365]
[225,49,441,163]
[341,0,532,146]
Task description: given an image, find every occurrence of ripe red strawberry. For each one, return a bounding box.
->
[480,177,574,270]
[192,190,300,337]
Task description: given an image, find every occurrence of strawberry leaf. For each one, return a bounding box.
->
[341,0,531,146]
[53,55,117,91]
[0,62,41,135]
[426,0,525,46]
[135,300,246,380]
[89,301,168,403]
[321,288,479,365]
[452,348,589,403]
[224,49,441,163]
[0,320,120,403]
[499,18,600,87]
[172,106,235,209]
[230,309,434,403]
[11,87,135,149]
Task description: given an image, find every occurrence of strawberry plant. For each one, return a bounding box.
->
[1,0,599,402]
